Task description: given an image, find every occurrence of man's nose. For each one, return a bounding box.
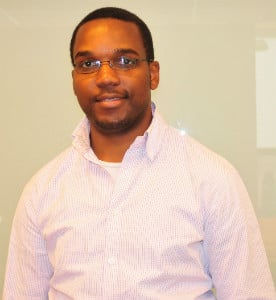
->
[95,62,120,87]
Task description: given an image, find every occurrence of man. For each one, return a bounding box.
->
[3,7,276,299]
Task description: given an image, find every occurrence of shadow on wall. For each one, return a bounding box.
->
[257,149,276,283]
[257,149,276,216]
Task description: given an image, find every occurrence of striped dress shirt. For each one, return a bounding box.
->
[3,105,276,299]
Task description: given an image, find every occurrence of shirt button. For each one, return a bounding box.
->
[107,257,117,265]
[114,208,122,216]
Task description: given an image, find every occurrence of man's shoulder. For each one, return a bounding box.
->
[25,146,77,190]
[164,126,238,179]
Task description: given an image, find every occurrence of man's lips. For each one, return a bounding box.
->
[95,94,127,102]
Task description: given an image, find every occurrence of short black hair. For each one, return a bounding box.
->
[70,7,154,66]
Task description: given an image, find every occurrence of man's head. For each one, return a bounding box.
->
[70,7,155,66]
[71,7,159,136]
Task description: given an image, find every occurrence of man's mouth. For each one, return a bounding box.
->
[96,94,127,102]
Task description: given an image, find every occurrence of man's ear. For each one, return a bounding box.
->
[72,70,77,95]
[149,61,160,90]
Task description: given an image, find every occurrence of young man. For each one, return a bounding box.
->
[3,7,276,299]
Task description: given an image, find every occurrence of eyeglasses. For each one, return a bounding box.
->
[74,56,152,74]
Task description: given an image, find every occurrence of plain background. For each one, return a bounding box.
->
[1,0,276,294]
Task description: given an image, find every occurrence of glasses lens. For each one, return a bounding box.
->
[76,60,100,73]
[113,57,137,70]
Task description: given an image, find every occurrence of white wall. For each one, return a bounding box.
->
[1,0,276,293]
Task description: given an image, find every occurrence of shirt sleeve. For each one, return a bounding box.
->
[203,166,276,299]
[2,180,52,299]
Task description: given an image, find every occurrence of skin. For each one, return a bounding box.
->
[72,18,160,162]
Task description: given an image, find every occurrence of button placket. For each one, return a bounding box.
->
[102,204,123,297]
[101,155,141,297]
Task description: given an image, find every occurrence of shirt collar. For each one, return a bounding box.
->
[72,102,168,162]
[144,103,168,161]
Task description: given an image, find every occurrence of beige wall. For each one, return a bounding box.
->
[1,0,276,294]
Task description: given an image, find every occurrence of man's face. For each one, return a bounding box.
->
[72,18,159,134]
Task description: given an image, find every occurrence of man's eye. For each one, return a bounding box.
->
[80,60,98,68]
[118,57,136,65]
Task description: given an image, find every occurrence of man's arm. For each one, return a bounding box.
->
[203,167,276,299]
[3,182,52,299]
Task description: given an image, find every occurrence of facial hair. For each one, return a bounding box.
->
[91,100,151,135]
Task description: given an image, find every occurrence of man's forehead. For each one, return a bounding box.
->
[74,18,145,57]
[78,18,140,34]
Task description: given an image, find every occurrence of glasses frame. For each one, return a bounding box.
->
[73,57,153,74]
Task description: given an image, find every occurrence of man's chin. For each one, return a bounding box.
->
[93,118,132,134]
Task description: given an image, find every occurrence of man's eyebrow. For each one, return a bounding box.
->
[113,48,140,56]
[74,48,140,61]
[74,51,93,61]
